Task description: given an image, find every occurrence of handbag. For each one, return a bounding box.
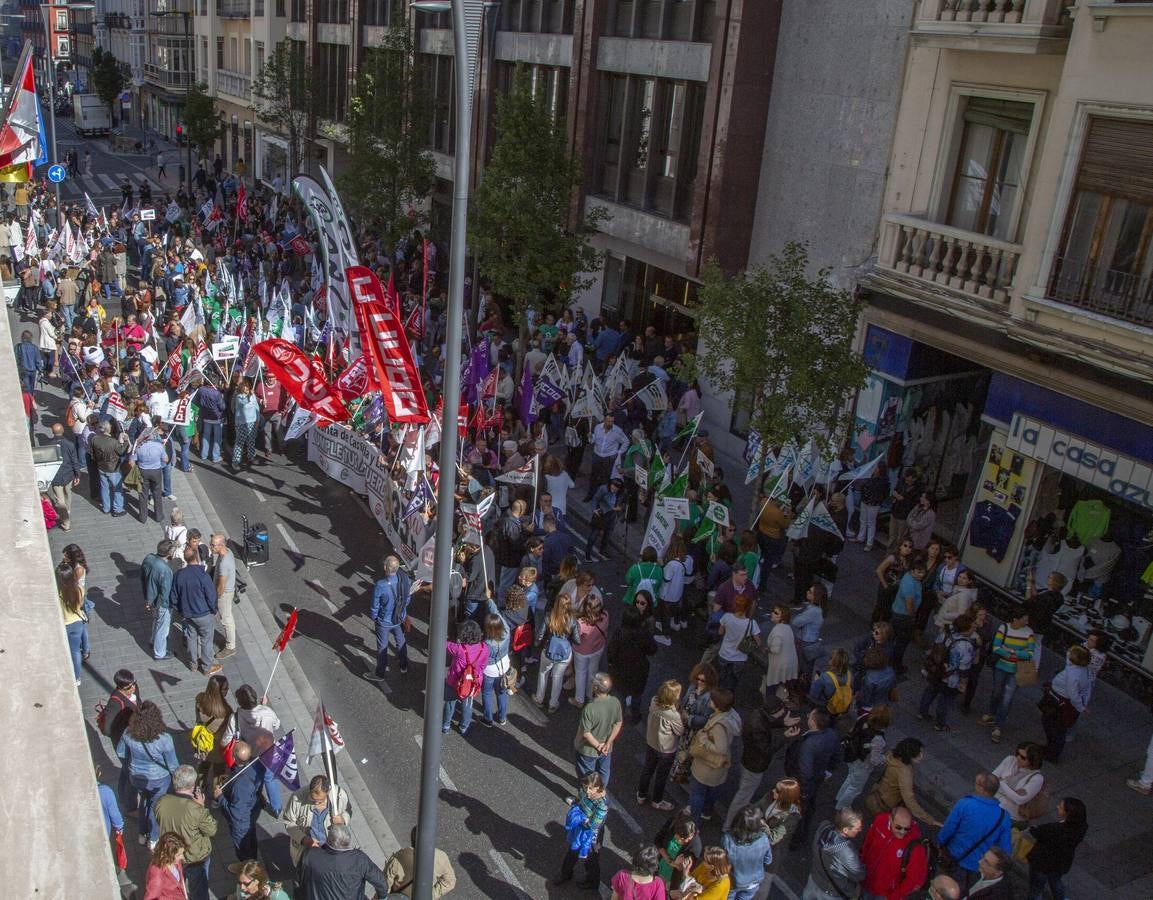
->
[689,723,728,770]
[112,830,127,870]
[1017,772,1051,821]
[737,618,758,656]
[1012,826,1036,862]
[1015,657,1038,687]
[122,462,143,492]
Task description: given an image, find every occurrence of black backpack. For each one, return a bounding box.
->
[841,719,878,764]
[901,835,936,887]
[922,634,971,683]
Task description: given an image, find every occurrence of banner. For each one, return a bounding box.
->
[634,465,648,493]
[641,498,677,556]
[162,396,190,425]
[106,392,128,422]
[705,500,731,528]
[212,336,240,361]
[285,406,317,442]
[496,455,538,486]
[260,732,300,790]
[346,265,429,423]
[307,702,345,763]
[253,338,349,423]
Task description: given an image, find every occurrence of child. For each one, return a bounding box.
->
[557,773,608,889]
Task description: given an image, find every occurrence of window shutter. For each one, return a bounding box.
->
[1077,117,1153,205]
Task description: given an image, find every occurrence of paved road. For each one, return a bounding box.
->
[53,121,179,207]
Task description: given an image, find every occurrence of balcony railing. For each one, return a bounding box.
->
[913,0,1070,51]
[1048,255,1153,329]
[217,0,249,17]
[143,64,191,89]
[877,214,1022,304]
[216,68,250,101]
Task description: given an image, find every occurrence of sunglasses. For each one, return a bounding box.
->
[891,823,909,833]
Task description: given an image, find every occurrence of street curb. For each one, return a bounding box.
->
[179,467,401,864]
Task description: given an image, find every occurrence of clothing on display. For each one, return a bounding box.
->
[969,500,1019,563]
[1067,499,1111,546]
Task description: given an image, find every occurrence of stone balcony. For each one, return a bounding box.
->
[912,0,1072,53]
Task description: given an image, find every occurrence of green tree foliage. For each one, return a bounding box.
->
[90,47,126,124]
[339,20,435,250]
[183,83,222,158]
[469,66,605,356]
[693,242,869,520]
[252,41,313,173]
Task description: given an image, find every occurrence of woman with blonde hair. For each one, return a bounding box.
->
[678,845,732,899]
[227,859,290,899]
[534,593,581,713]
[637,679,685,810]
[143,832,188,900]
[58,561,88,686]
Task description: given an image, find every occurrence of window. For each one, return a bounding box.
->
[243,38,251,75]
[364,0,393,27]
[501,0,573,33]
[316,0,349,24]
[945,98,1032,242]
[55,10,68,30]
[290,0,305,22]
[316,42,350,120]
[276,0,285,15]
[229,36,237,70]
[495,62,569,125]
[607,0,714,41]
[1049,117,1153,327]
[255,41,264,78]
[420,54,455,154]
[216,36,224,70]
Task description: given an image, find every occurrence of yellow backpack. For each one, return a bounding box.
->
[826,671,853,715]
[189,723,216,754]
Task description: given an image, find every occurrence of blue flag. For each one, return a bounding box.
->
[259,731,300,790]
[403,475,435,521]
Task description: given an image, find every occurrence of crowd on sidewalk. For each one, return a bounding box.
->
[11,144,1153,900]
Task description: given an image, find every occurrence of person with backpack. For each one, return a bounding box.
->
[624,545,665,609]
[534,594,582,713]
[442,619,489,736]
[917,612,977,732]
[809,648,854,719]
[864,738,942,828]
[365,555,414,682]
[501,583,533,689]
[100,669,142,812]
[480,599,511,727]
[834,704,892,812]
[860,806,930,900]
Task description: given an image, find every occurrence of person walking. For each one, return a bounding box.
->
[636,679,684,811]
[688,687,741,827]
[860,807,929,900]
[937,773,1012,889]
[143,832,189,900]
[724,693,797,831]
[571,594,610,708]
[116,701,179,848]
[981,605,1036,744]
[366,555,413,681]
[917,612,977,732]
[171,545,221,676]
[297,823,391,900]
[575,672,623,786]
[58,561,88,687]
[803,809,865,900]
[153,765,217,900]
[834,704,892,812]
[584,413,629,501]
[132,427,168,524]
[1027,796,1086,900]
[47,422,82,531]
[141,539,176,659]
[443,619,489,736]
[789,707,843,851]
[862,738,942,828]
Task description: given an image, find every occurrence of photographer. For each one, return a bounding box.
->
[154,764,218,900]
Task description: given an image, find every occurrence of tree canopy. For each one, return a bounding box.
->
[252,41,313,174]
[90,48,126,123]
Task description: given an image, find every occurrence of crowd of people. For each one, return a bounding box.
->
[8,142,1131,900]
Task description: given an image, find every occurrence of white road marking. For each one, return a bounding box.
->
[244,477,267,502]
[605,791,643,835]
[305,578,338,613]
[412,734,457,791]
[275,521,300,554]
[486,849,532,898]
[96,173,118,189]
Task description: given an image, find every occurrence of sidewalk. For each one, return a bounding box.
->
[563,437,1153,898]
[43,411,397,895]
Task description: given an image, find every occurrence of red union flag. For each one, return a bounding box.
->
[346,265,430,424]
[333,353,379,402]
[253,338,349,423]
[290,235,311,256]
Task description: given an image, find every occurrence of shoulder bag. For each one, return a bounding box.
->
[938,807,1006,873]
[737,618,759,656]
[1017,772,1051,822]
[816,835,852,900]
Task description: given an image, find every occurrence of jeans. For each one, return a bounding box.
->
[497,565,519,596]
[482,672,509,723]
[576,750,612,787]
[572,649,603,704]
[919,680,957,728]
[61,303,75,331]
[534,654,571,710]
[138,467,164,522]
[717,658,746,692]
[99,469,125,514]
[689,776,722,826]
[442,695,475,734]
[834,759,873,810]
[76,434,87,470]
[859,504,880,547]
[732,886,763,900]
[184,857,211,900]
[162,460,173,496]
[724,764,768,830]
[65,619,86,680]
[988,667,1018,727]
[136,773,171,841]
[637,746,676,804]
[891,613,915,673]
[183,614,216,670]
[258,413,282,453]
[1041,708,1076,762]
[200,419,222,462]
[1028,867,1066,900]
[152,606,172,658]
[793,778,824,848]
[172,429,191,471]
[374,620,408,674]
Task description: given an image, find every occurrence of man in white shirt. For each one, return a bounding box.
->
[583,414,628,502]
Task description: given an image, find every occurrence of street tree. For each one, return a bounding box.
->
[90,47,126,124]
[469,66,605,360]
[692,241,870,522]
[183,83,222,160]
[339,21,435,250]
[252,41,313,174]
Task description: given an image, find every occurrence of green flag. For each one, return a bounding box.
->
[649,452,666,489]
[692,517,717,544]
[673,411,703,444]
[660,472,688,499]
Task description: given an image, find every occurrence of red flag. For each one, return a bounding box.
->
[274,608,299,652]
[346,265,430,424]
[253,338,350,423]
[404,303,424,339]
[385,270,401,317]
[236,181,248,221]
[289,235,311,256]
[333,353,379,401]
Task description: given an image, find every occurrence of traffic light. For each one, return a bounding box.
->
[176,125,183,139]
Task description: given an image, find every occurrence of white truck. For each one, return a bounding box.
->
[72,94,112,137]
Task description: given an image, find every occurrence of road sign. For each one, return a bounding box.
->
[47,164,66,183]
[140,208,156,221]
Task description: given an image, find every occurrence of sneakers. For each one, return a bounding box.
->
[990,728,1002,744]
[365,673,386,682]
[217,648,237,659]
[206,663,223,676]
[980,714,996,725]
[495,718,508,727]
[164,494,177,501]
[1127,779,1153,796]
[651,800,675,811]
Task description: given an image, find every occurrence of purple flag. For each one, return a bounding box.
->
[534,377,565,410]
[364,394,385,426]
[403,475,435,520]
[259,731,301,790]
[465,339,490,404]
[517,365,535,424]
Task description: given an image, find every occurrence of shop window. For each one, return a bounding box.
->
[1048,117,1153,328]
[945,97,1032,242]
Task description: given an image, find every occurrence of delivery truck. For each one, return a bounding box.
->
[72,93,111,137]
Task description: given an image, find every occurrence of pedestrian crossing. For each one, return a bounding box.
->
[59,170,171,206]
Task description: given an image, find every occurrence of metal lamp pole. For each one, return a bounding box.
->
[38,4,61,214]
[409,2,484,899]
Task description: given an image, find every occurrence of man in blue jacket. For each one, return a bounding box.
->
[365,555,412,682]
[171,545,221,675]
[15,330,42,394]
[788,707,843,852]
[141,539,176,659]
[193,379,226,463]
[215,742,262,861]
[938,772,1012,888]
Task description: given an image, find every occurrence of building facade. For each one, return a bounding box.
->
[858,0,1153,683]
[95,0,148,125]
[140,0,192,137]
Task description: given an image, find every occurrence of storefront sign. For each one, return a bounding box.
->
[1006,414,1153,512]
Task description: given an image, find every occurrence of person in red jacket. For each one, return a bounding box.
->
[860,807,929,899]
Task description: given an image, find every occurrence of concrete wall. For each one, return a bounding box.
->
[747,0,913,290]
[0,300,120,897]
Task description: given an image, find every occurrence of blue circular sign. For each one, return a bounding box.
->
[47,164,66,183]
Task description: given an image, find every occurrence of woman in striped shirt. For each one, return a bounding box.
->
[981,607,1036,744]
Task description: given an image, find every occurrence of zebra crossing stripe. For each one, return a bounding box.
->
[96,173,118,189]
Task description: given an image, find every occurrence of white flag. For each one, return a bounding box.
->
[496,454,538,486]
[808,501,844,541]
[306,702,345,763]
[285,406,317,441]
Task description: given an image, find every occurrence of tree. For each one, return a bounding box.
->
[469,66,605,360]
[692,241,870,522]
[183,83,222,160]
[339,20,436,250]
[90,47,126,124]
[252,41,313,174]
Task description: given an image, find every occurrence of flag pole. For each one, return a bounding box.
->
[264,606,297,699]
[217,728,296,791]
[530,453,540,519]
[674,413,704,474]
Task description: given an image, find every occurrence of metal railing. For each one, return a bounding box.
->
[143,64,192,88]
[1048,255,1153,329]
[217,0,250,16]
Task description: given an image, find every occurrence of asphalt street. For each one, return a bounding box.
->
[52,119,177,207]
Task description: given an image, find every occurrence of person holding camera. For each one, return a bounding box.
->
[154,764,218,900]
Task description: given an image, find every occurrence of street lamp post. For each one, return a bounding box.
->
[39,3,94,216]
[409,3,485,900]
